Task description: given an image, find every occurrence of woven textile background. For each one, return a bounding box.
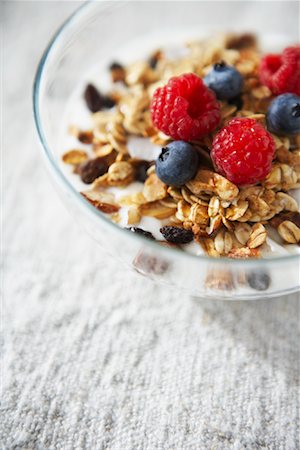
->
[2,2,300,449]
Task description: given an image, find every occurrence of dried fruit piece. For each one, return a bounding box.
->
[270,211,300,229]
[160,226,193,244]
[78,157,108,184]
[84,84,115,112]
[62,149,88,165]
[109,62,126,83]
[127,227,155,240]
[77,130,94,144]
[226,33,257,50]
[133,160,151,182]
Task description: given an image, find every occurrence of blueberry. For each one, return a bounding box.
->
[204,62,243,100]
[246,271,271,291]
[156,141,199,187]
[266,93,300,135]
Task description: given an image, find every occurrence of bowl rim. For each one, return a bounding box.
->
[33,0,300,267]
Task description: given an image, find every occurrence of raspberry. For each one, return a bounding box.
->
[211,118,275,186]
[151,73,221,141]
[259,46,300,95]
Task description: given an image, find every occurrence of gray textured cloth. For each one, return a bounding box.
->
[2,3,300,449]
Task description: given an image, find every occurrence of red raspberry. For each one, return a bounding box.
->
[150,73,221,141]
[259,46,300,95]
[211,118,275,186]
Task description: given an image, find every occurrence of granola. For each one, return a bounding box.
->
[62,33,300,259]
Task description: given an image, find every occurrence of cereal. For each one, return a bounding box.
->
[62,32,300,259]
[143,174,167,202]
[247,223,267,249]
[62,149,88,165]
[277,221,300,244]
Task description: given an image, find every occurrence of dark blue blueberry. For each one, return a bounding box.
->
[156,141,199,187]
[266,93,300,135]
[204,62,243,100]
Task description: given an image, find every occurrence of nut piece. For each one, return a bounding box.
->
[247,223,267,248]
[62,149,88,165]
[278,221,300,244]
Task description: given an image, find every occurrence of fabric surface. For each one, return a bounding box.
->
[2,3,300,449]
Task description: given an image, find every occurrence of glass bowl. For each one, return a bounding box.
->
[33,1,300,300]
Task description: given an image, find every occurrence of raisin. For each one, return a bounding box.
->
[84,84,115,112]
[109,61,124,71]
[103,96,115,109]
[109,62,126,83]
[134,160,151,182]
[79,157,108,184]
[148,50,162,69]
[246,271,271,291]
[270,211,300,229]
[84,84,103,112]
[127,227,155,240]
[160,226,194,244]
[228,95,244,110]
[77,130,94,144]
[226,33,256,50]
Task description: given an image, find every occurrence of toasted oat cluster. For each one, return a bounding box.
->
[62,33,300,258]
